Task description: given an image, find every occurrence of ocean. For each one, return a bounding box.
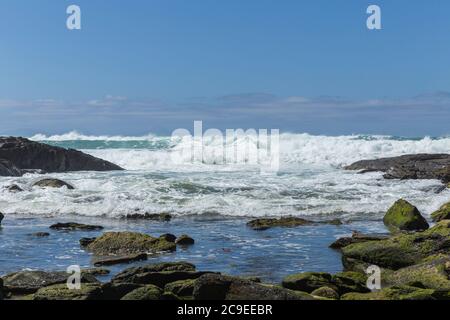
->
[1,132,450,282]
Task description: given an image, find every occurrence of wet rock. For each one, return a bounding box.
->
[0,212,4,225]
[29,232,50,237]
[164,279,195,297]
[383,199,429,232]
[33,283,103,300]
[159,233,177,242]
[112,262,196,283]
[247,217,342,231]
[114,271,213,288]
[330,232,389,249]
[125,212,172,221]
[175,235,195,245]
[431,202,450,222]
[50,222,103,231]
[193,274,315,300]
[121,285,162,300]
[5,184,23,192]
[2,271,99,294]
[82,268,110,276]
[0,278,4,300]
[33,179,75,190]
[92,253,148,267]
[281,272,334,293]
[86,231,176,256]
[0,159,22,177]
[345,154,450,183]
[342,220,450,271]
[80,237,97,247]
[0,136,123,175]
[311,286,339,299]
[341,285,438,300]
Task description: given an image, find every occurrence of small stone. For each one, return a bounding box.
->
[5,184,23,192]
[33,178,75,190]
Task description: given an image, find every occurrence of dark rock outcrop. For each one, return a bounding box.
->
[330,232,389,249]
[247,217,342,231]
[50,222,103,231]
[124,212,172,221]
[0,136,123,176]
[92,253,148,267]
[175,235,195,245]
[33,283,103,300]
[431,202,450,222]
[345,154,450,183]
[0,212,4,225]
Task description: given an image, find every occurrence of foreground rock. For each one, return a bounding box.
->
[33,179,75,190]
[33,283,103,300]
[112,262,212,288]
[431,202,450,222]
[2,271,99,294]
[247,217,342,231]
[345,154,450,183]
[50,222,103,231]
[341,285,440,300]
[0,159,22,177]
[86,232,176,256]
[193,274,315,300]
[383,199,429,232]
[0,137,123,176]
[121,285,162,300]
[342,220,450,271]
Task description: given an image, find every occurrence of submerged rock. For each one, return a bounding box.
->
[383,199,429,232]
[345,154,450,183]
[2,271,99,294]
[29,232,50,237]
[50,222,103,231]
[33,179,75,190]
[86,232,176,256]
[33,283,103,300]
[125,212,172,221]
[175,235,195,245]
[0,136,123,175]
[342,220,450,271]
[92,253,148,267]
[247,217,342,231]
[193,274,315,300]
[431,202,450,222]
[5,184,23,192]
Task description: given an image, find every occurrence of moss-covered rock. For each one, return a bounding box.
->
[86,231,176,255]
[281,272,334,293]
[120,285,162,300]
[194,274,315,300]
[164,279,195,297]
[331,271,370,295]
[431,202,450,222]
[342,220,450,270]
[33,283,103,300]
[341,285,437,300]
[383,199,429,232]
[310,286,339,299]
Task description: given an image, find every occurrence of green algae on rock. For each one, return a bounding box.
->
[431,202,450,222]
[383,199,429,232]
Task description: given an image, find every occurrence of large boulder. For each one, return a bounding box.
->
[431,202,450,222]
[164,279,196,297]
[33,283,103,300]
[0,159,22,177]
[0,136,123,175]
[342,220,450,271]
[281,272,334,293]
[193,274,315,300]
[383,199,429,232]
[2,271,99,294]
[86,232,176,256]
[345,154,450,183]
[120,285,162,300]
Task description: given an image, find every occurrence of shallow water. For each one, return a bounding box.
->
[0,215,385,283]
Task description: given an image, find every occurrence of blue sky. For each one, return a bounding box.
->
[0,0,449,136]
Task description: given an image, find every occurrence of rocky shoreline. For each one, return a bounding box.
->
[1,138,450,300]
